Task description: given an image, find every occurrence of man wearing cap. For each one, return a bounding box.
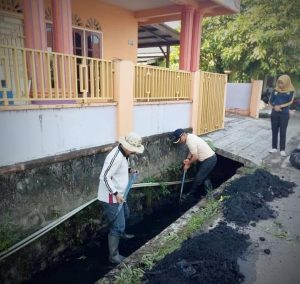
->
[172,128,217,193]
[98,132,144,264]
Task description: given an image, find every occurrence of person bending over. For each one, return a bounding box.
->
[171,128,217,193]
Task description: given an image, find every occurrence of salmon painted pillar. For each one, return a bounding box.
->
[23,0,47,50]
[179,5,195,71]
[114,61,134,139]
[190,10,204,72]
[190,70,201,134]
[51,0,73,54]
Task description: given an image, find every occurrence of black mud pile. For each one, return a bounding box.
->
[223,169,295,225]
[143,170,295,284]
[143,223,250,284]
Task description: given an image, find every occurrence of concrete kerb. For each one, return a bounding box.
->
[96,172,245,284]
[215,147,257,168]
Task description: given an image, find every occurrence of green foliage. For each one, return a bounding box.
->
[0,225,18,252]
[200,0,300,81]
[169,1,300,81]
[114,264,144,284]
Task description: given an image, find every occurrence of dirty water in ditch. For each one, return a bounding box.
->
[28,155,242,284]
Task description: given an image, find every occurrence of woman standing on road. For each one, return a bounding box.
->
[269,75,295,157]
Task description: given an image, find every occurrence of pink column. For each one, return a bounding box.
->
[23,0,47,50]
[51,0,73,54]
[179,5,195,71]
[190,10,204,72]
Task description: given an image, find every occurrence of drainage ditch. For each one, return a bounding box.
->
[27,154,243,284]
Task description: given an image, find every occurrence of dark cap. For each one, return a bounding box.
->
[171,128,185,144]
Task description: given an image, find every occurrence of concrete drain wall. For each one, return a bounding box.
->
[25,155,242,284]
[0,137,244,284]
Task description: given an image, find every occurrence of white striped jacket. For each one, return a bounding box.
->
[97,145,129,204]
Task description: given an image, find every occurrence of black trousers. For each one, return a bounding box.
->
[271,110,289,151]
[191,154,217,191]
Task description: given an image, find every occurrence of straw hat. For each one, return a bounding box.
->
[119,132,144,154]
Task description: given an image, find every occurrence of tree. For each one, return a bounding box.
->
[200,0,300,81]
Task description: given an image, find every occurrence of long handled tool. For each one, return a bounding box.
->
[179,170,187,203]
[116,172,139,215]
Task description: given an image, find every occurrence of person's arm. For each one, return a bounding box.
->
[185,154,198,164]
[183,143,198,170]
[278,91,295,108]
[269,91,276,106]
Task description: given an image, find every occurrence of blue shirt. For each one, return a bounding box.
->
[269,91,294,113]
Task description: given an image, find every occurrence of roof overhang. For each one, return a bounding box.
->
[102,0,240,24]
[138,23,179,48]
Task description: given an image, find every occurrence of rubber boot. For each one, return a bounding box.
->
[108,235,125,264]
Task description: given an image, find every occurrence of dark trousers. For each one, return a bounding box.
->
[271,110,289,151]
[191,154,217,192]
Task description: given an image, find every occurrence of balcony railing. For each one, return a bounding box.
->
[134,65,192,102]
[0,45,114,106]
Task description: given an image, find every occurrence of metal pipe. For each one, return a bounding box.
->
[0,178,193,261]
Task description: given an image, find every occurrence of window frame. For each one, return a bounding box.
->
[45,21,103,59]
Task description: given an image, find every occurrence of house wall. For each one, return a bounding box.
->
[71,0,138,62]
[0,102,192,167]
[0,106,116,167]
[225,83,252,115]
[134,102,192,136]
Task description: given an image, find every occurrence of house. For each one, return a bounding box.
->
[0,0,240,167]
[0,1,242,282]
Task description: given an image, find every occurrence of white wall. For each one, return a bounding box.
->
[134,102,192,137]
[226,83,252,110]
[0,106,116,166]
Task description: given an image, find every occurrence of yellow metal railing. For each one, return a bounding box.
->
[134,65,192,101]
[197,71,227,135]
[0,45,114,106]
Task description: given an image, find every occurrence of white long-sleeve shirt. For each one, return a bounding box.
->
[97,145,129,204]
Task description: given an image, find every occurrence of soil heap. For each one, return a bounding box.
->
[144,169,296,284]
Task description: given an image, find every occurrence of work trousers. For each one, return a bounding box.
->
[191,154,217,192]
[101,201,130,238]
[271,110,289,151]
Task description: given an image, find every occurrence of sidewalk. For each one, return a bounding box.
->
[205,112,300,166]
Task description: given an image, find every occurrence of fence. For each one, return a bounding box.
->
[197,71,227,135]
[134,65,192,101]
[0,45,114,106]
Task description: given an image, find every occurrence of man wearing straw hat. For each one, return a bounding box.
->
[98,132,144,264]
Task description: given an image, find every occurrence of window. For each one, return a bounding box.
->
[46,22,53,51]
[45,23,103,58]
